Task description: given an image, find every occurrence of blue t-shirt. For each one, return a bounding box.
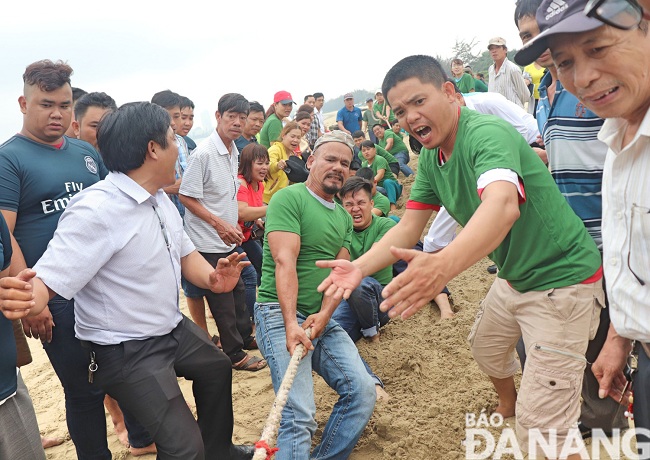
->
[234,135,258,154]
[0,212,17,401]
[336,106,362,134]
[0,135,108,267]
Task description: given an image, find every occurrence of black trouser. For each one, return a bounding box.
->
[201,250,253,364]
[89,317,234,460]
[635,343,650,458]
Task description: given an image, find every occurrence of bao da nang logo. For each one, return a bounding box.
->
[464,411,648,459]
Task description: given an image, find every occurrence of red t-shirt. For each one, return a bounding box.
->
[237,175,265,241]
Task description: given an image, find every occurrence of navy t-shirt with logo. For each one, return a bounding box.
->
[0,212,17,400]
[0,135,108,267]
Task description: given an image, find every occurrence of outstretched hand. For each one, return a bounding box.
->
[0,269,37,320]
[380,247,449,320]
[208,252,251,293]
[315,259,363,302]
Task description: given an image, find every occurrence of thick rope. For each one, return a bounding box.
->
[253,328,312,460]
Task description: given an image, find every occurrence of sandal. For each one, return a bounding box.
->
[232,354,267,372]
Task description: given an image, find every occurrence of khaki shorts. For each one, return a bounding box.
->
[468,277,604,455]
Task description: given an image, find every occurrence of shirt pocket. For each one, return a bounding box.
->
[628,203,650,285]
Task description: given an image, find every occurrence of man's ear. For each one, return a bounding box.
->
[147,140,158,161]
[307,152,316,168]
[18,96,27,114]
[72,120,81,139]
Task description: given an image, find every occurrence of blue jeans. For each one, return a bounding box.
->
[235,246,259,319]
[393,150,414,177]
[255,303,375,460]
[44,298,152,459]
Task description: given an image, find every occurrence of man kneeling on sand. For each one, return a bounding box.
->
[0,102,255,460]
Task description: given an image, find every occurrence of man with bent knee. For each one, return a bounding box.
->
[0,102,255,459]
[255,131,376,459]
[318,55,604,458]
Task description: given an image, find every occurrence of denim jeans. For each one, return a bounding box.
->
[255,303,375,460]
[241,239,263,286]
[235,246,259,319]
[44,297,152,459]
[332,277,389,340]
[393,150,414,177]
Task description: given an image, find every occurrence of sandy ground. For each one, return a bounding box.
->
[20,132,633,459]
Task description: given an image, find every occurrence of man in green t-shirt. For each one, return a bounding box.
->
[372,124,414,177]
[360,140,401,212]
[317,55,604,457]
[355,167,391,217]
[352,130,400,176]
[451,58,476,93]
[255,131,375,459]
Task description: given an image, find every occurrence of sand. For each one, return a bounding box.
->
[20,140,632,459]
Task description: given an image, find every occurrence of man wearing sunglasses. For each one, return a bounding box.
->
[515,0,650,452]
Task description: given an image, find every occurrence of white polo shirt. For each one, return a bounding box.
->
[34,172,195,345]
[180,130,240,253]
[599,106,650,341]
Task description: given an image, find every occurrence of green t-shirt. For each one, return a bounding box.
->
[258,183,353,316]
[357,144,398,166]
[409,107,601,292]
[259,114,283,148]
[373,101,396,123]
[362,108,382,130]
[372,191,390,216]
[362,155,396,186]
[455,73,476,93]
[380,130,408,155]
[350,215,395,285]
[474,78,488,92]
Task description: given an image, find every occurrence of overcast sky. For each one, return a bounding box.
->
[0,0,523,142]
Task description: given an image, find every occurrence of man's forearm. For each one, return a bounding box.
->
[180,251,213,289]
[276,262,300,327]
[180,195,220,227]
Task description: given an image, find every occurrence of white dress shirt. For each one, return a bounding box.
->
[599,107,650,340]
[34,172,195,345]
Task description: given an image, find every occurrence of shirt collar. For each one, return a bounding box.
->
[599,106,650,153]
[210,130,237,157]
[106,172,161,206]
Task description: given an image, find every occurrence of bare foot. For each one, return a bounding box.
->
[130,443,157,456]
[368,333,380,344]
[434,293,455,319]
[493,402,516,419]
[440,310,455,320]
[375,385,391,402]
[41,435,65,449]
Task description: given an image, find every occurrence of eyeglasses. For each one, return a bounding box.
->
[627,203,648,286]
[585,0,643,29]
[152,205,171,250]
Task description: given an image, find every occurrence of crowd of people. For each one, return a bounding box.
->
[0,0,649,458]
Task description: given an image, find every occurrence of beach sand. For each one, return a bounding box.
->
[20,139,632,459]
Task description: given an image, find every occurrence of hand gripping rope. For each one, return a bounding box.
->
[253,328,312,460]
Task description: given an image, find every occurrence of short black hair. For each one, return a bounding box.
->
[382,55,448,106]
[340,176,373,200]
[217,93,249,115]
[249,101,265,115]
[351,130,366,140]
[179,96,194,110]
[72,87,87,102]
[294,111,311,123]
[74,92,117,120]
[313,92,324,99]
[514,0,543,27]
[151,90,181,110]
[360,140,375,149]
[297,104,314,114]
[372,123,384,131]
[304,94,314,102]
[97,101,171,173]
[355,167,374,182]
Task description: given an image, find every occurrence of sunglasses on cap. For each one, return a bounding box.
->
[585,0,643,29]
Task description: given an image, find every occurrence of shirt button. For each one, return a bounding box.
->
[616,212,623,219]
[610,258,618,266]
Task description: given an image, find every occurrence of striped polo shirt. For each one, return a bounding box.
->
[536,72,606,249]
